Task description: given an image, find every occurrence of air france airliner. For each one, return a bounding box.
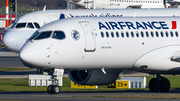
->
[20,16,180,94]
[3,8,180,53]
[68,0,167,9]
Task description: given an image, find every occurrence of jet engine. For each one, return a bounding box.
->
[68,69,121,85]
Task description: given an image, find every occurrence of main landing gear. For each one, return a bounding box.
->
[149,74,170,92]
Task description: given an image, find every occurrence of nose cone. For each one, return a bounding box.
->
[19,43,35,67]
[19,41,49,68]
[2,31,22,53]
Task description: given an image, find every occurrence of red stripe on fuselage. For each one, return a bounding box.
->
[171,21,177,29]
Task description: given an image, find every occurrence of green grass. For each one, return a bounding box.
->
[0,78,46,92]
[0,76,180,98]
[0,67,36,72]
[0,75,180,92]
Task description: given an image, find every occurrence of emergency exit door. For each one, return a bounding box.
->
[79,21,96,52]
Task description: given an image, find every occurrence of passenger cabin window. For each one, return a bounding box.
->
[126,32,129,38]
[52,31,66,40]
[121,31,124,37]
[136,31,139,37]
[101,32,104,38]
[160,31,164,37]
[141,31,144,37]
[165,31,168,37]
[155,31,159,37]
[151,31,154,37]
[111,32,114,38]
[131,31,134,37]
[106,32,109,38]
[116,32,119,37]
[27,23,34,28]
[34,22,40,28]
[175,31,178,37]
[170,31,173,37]
[33,31,52,40]
[145,31,149,37]
[15,23,26,28]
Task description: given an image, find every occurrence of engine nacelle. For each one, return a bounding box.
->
[68,69,121,85]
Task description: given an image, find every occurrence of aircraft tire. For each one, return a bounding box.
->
[47,85,54,94]
[159,77,170,92]
[53,85,60,94]
[149,78,159,92]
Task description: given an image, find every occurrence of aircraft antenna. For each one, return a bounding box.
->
[43,5,46,11]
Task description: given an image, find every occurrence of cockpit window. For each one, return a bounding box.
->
[27,23,34,28]
[52,31,66,40]
[34,22,40,28]
[33,31,52,40]
[28,31,39,41]
[10,22,17,28]
[15,23,26,28]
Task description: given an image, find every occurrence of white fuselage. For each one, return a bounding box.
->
[69,0,165,9]
[20,17,180,74]
[3,8,180,53]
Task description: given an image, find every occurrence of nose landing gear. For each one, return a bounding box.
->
[36,68,63,94]
[149,74,170,92]
[47,85,60,94]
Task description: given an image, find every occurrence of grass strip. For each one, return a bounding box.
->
[0,67,36,72]
[0,76,180,92]
[0,76,180,99]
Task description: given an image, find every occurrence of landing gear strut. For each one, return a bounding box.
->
[36,68,61,94]
[149,74,170,92]
[47,70,61,94]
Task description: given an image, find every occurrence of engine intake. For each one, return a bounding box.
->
[68,69,121,85]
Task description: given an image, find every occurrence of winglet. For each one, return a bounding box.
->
[43,5,46,11]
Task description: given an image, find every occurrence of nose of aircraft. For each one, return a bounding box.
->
[19,42,49,68]
[19,44,35,67]
[2,31,21,53]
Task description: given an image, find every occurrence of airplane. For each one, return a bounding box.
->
[3,8,180,74]
[68,0,168,9]
[19,16,180,94]
[3,8,180,54]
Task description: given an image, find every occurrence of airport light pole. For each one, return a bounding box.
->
[6,0,9,27]
[15,0,17,20]
[35,2,37,10]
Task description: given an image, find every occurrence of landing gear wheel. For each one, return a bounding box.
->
[159,78,170,92]
[47,85,60,94]
[53,85,60,94]
[47,85,53,94]
[149,78,159,92]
